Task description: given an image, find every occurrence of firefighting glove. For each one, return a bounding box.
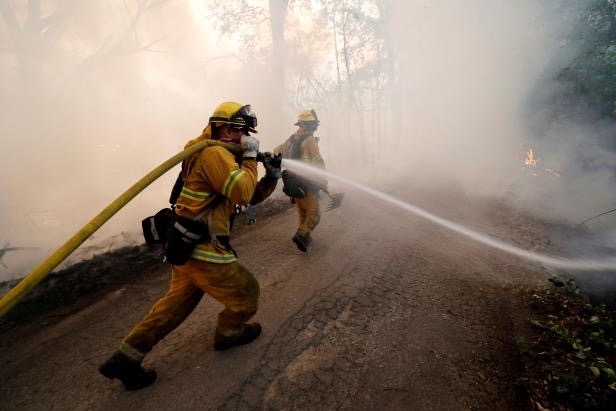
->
[262,152,282,179]
[241,135,260,159]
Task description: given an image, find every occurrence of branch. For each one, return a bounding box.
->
[81,0,170,71]
[0,2,22,43]
[39,3,73,51]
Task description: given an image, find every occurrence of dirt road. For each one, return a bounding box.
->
[0,185,551,410]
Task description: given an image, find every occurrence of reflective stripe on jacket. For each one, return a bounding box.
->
[175,145,258,264]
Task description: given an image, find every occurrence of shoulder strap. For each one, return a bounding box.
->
[169,170,184,205]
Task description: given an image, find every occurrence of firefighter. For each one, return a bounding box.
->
[98,101,281,390]
[273,109,327,252]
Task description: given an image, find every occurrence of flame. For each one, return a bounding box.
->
[522,147,562,178]
[524,148,539,167]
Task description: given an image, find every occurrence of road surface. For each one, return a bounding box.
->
[0,184,550,410]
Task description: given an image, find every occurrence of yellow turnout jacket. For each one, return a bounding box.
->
[274,130,327,188]
[174,127,277,263]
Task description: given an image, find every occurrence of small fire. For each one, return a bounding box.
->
[522,147,561,178]
[524,148,539,167]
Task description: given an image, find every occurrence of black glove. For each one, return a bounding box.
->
[262,152,282,179]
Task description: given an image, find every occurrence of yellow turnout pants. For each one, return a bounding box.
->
[119,259,259,362]
[294,191,321,236]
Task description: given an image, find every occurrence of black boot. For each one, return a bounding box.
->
[99,351,157,391]
[292,233,309,252]
[214,323,262,351]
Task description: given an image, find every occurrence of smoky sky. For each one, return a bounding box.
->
[1,0,613,282]
[383,0,615,219]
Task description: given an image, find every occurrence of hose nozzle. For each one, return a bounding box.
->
[256,152,282,168]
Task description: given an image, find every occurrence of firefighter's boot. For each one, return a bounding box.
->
[214,323,262,351]
[98,351,157,391]
[292,232,310,252]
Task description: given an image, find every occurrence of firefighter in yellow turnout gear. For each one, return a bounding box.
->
[274,109,327,252]
[99,102,280,391]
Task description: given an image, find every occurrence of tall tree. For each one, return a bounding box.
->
[206,0,289,135]
[206,0,397,163]
[0,0,73,94]
[269,0,289,130]
[0,1,168,85]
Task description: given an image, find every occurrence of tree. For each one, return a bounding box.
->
[549,0,616,120]
[0,0,73,94]
[205,0,398,164]
[0,0,169,93]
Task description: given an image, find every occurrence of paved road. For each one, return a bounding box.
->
[0,186,546,410]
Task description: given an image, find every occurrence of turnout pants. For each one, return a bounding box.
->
[119,259,259,362]
[294,191,321,236]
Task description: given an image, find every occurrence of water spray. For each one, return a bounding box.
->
[282,159,616,272]
[1,152,612,318]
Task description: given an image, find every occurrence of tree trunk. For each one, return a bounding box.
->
[269,0,289,136]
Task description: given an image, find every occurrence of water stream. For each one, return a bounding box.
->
[282,159,616,272]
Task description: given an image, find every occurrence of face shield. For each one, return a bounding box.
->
[229,105,258,135]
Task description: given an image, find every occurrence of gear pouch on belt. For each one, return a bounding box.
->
[164,214,208,265]
[282,170,307,198]
[142,208,174,246]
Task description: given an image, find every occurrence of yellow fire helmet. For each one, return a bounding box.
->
[209,101,258,134]
[294,109,319,126]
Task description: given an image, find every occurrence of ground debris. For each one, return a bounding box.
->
[515,278,616,410]
[0,244,165,332]
[0,196,293,333]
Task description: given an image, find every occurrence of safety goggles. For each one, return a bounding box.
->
[229,105,258,133]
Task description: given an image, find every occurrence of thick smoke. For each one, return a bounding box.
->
[346,1,616,229]
[1,0,614,286]
[381,0,616,299]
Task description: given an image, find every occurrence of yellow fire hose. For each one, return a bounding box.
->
[0,139,241,318]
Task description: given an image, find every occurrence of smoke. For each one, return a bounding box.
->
[373,2,537,190]
[1,0,614,286]
[0,1,248,280]
[379,0,616,300]
[301,0,609,230]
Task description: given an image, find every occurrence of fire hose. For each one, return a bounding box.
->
[0,140,244,318]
